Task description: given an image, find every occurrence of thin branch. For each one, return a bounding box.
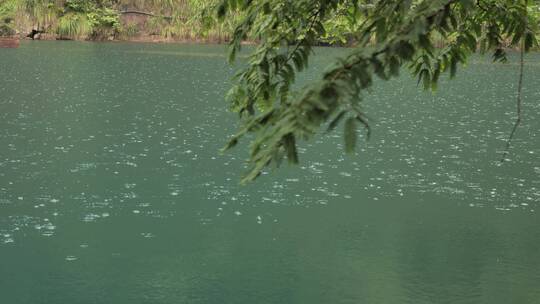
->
[500,44,525,163]
[285,6,323,63]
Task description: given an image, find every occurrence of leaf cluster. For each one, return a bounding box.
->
[218,0,538,183]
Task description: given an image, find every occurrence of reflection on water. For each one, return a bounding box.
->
[0,41,539,303]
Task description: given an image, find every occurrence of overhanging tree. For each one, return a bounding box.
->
[218,0,539,183]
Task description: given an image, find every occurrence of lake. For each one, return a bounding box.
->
[1,41,539,304]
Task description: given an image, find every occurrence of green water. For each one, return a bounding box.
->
[1,41,539,304]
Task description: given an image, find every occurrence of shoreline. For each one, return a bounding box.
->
[9,35,525,52]
[14,33,256,46]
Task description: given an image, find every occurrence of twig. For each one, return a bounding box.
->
[500,44,525,163]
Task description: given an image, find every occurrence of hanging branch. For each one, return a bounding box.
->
[500,43,525,163]
[500,0,529,163]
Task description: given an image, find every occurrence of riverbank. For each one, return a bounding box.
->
[11,33,524,52]
[18,34,232,44]
[12,34,261,47]
[13,26,235,43]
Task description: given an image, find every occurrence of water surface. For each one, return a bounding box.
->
[1,41,539,304]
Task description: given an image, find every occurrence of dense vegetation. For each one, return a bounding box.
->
[0,0,237,40]
[0,0,394,43]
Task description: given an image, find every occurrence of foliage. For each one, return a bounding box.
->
[0,0,236,40]
[0,0,17,20]
[218,0,539,183]
[141,0,240,41]
[57,12,90,38]
[0,23,15,36]
[0,0,121,38]
[116,20,138,38]
[57,0,120,39]
[320,3,367,45]
[0,0,18,36]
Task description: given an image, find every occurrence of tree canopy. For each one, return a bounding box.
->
[218,0,539,183]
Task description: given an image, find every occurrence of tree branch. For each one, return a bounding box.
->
[500,43,525,163]
[500,0,528,163]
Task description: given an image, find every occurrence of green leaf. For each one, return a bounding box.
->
[344,117,357,154]
[327,110,347,133]
[283,133,299,164]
